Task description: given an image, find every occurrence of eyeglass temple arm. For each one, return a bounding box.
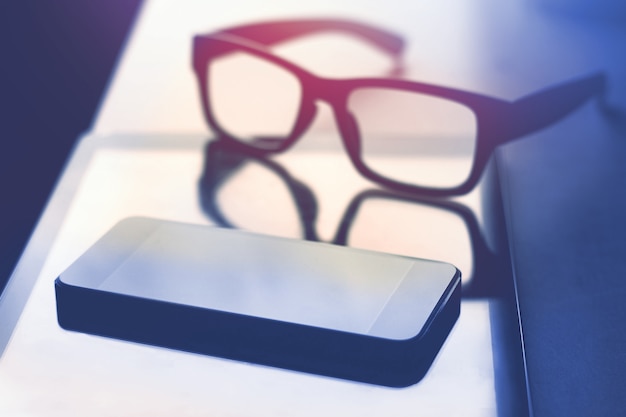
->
[215,19,405,61]
[503,72,607,141]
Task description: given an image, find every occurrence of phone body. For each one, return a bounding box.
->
[55,217,461,387]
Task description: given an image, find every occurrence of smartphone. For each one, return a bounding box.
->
[55,217,461,387]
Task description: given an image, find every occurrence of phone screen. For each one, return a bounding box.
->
[62,218,458,340]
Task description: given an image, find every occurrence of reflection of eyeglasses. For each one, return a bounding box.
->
[193,19,608,196]
[199,139,509,297]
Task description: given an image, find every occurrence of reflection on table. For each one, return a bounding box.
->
[199,138,510,298]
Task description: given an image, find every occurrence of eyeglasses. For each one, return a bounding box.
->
[192,19,607,196]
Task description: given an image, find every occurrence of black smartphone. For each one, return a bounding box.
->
[55,217,461,387]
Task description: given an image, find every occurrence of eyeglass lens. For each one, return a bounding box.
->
[347,88,478,188]
[208,52,302,145]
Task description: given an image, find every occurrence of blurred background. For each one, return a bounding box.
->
[1,1,625,416]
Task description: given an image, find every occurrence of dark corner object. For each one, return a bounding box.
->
[54,218,461,388]
[0,1,143,294]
